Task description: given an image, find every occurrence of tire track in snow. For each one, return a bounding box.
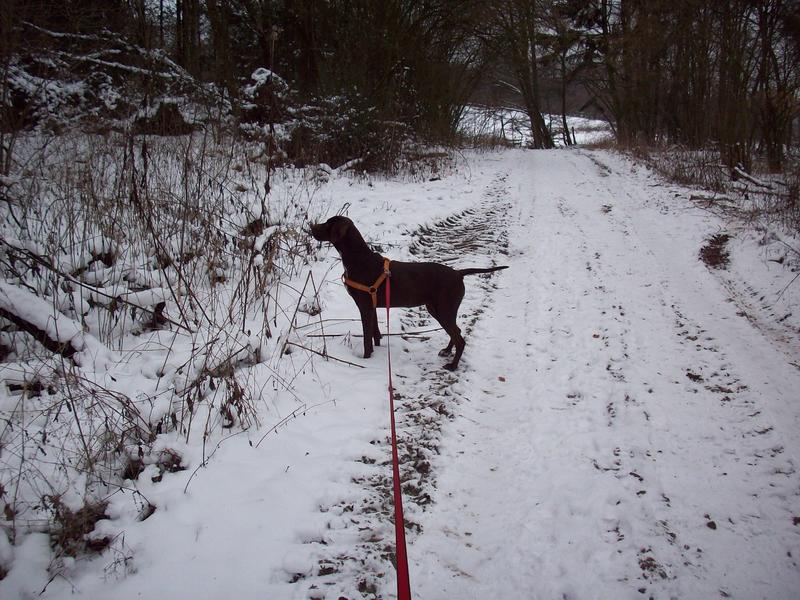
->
[396,171,511,512]
[412,150,800,600]
[288,172,511,599]
[571,150,800,598]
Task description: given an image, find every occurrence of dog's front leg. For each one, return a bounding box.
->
[356,300,375,358]
[372,308,382,347]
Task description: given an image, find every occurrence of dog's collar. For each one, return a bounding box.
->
[343,257,391,308]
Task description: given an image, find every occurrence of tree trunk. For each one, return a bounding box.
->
[756,1,788,172]
[519,0,553,148]
[176,0,200,76]
[560,52,572,145]
[206,0,233,92]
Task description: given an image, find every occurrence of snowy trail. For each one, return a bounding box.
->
[411,150,800,599]
[6,148,798,600]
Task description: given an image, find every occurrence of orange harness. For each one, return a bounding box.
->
[342,257,391,308]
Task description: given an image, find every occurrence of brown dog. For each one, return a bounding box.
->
[310,216,507,370]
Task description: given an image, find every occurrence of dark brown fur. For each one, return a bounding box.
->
[310,216,508,370]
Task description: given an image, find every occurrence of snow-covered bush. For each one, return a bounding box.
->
[0,128,317,574]
[3,23,222,136]
[633,145,800,234]
[240,70,418,175]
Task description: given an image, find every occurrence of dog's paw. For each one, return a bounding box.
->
[442,362,458,371]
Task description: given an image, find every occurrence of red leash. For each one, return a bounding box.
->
[385,275,412,599]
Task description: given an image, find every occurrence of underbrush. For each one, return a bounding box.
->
[0,119,458,584]
[627,144,800,235]
[0,128,334,581]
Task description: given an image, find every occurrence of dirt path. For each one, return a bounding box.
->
[410,150,800,599]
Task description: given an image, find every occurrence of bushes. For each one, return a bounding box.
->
[0,128,315,569]
[2,23,215,136]
[630,143,800,233]
[285,95,414,174]
[239,72,417,175]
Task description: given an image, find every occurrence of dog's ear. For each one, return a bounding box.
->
[329,217,350,244]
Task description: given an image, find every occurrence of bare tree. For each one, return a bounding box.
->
[487,0,554,148]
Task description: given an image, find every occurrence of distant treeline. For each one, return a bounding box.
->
[2,1,798,168]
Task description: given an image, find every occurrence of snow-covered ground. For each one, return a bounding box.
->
[2,147,799,599]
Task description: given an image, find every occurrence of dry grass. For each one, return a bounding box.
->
[0,127,321,568]
[620,143,800,234]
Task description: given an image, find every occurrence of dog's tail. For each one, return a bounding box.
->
[457,265,509,277]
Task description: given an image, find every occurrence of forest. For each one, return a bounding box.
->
[1,1,799,597]
[3,0,799,168]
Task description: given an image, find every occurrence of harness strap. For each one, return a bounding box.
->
[343,258,391,307]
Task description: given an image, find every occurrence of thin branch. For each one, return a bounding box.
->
[306,327,443,339]
[0,238,194,333]
[285,341,365,369]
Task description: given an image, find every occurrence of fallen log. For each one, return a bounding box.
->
[0,281,113,366]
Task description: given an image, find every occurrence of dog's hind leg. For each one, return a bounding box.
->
[442,322,465,370]
[426,304,453,356]
[426,305,465,369]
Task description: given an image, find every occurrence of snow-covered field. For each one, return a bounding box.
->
[2,147,799,599]
[459,106,613,147]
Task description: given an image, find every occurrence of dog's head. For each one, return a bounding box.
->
[310,216,352,245]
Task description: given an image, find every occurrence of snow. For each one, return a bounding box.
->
[411,150,800,599]
[0,280,116,369]
[0,281,84,347]
[243,68,288,100]
[2,148,799,599]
